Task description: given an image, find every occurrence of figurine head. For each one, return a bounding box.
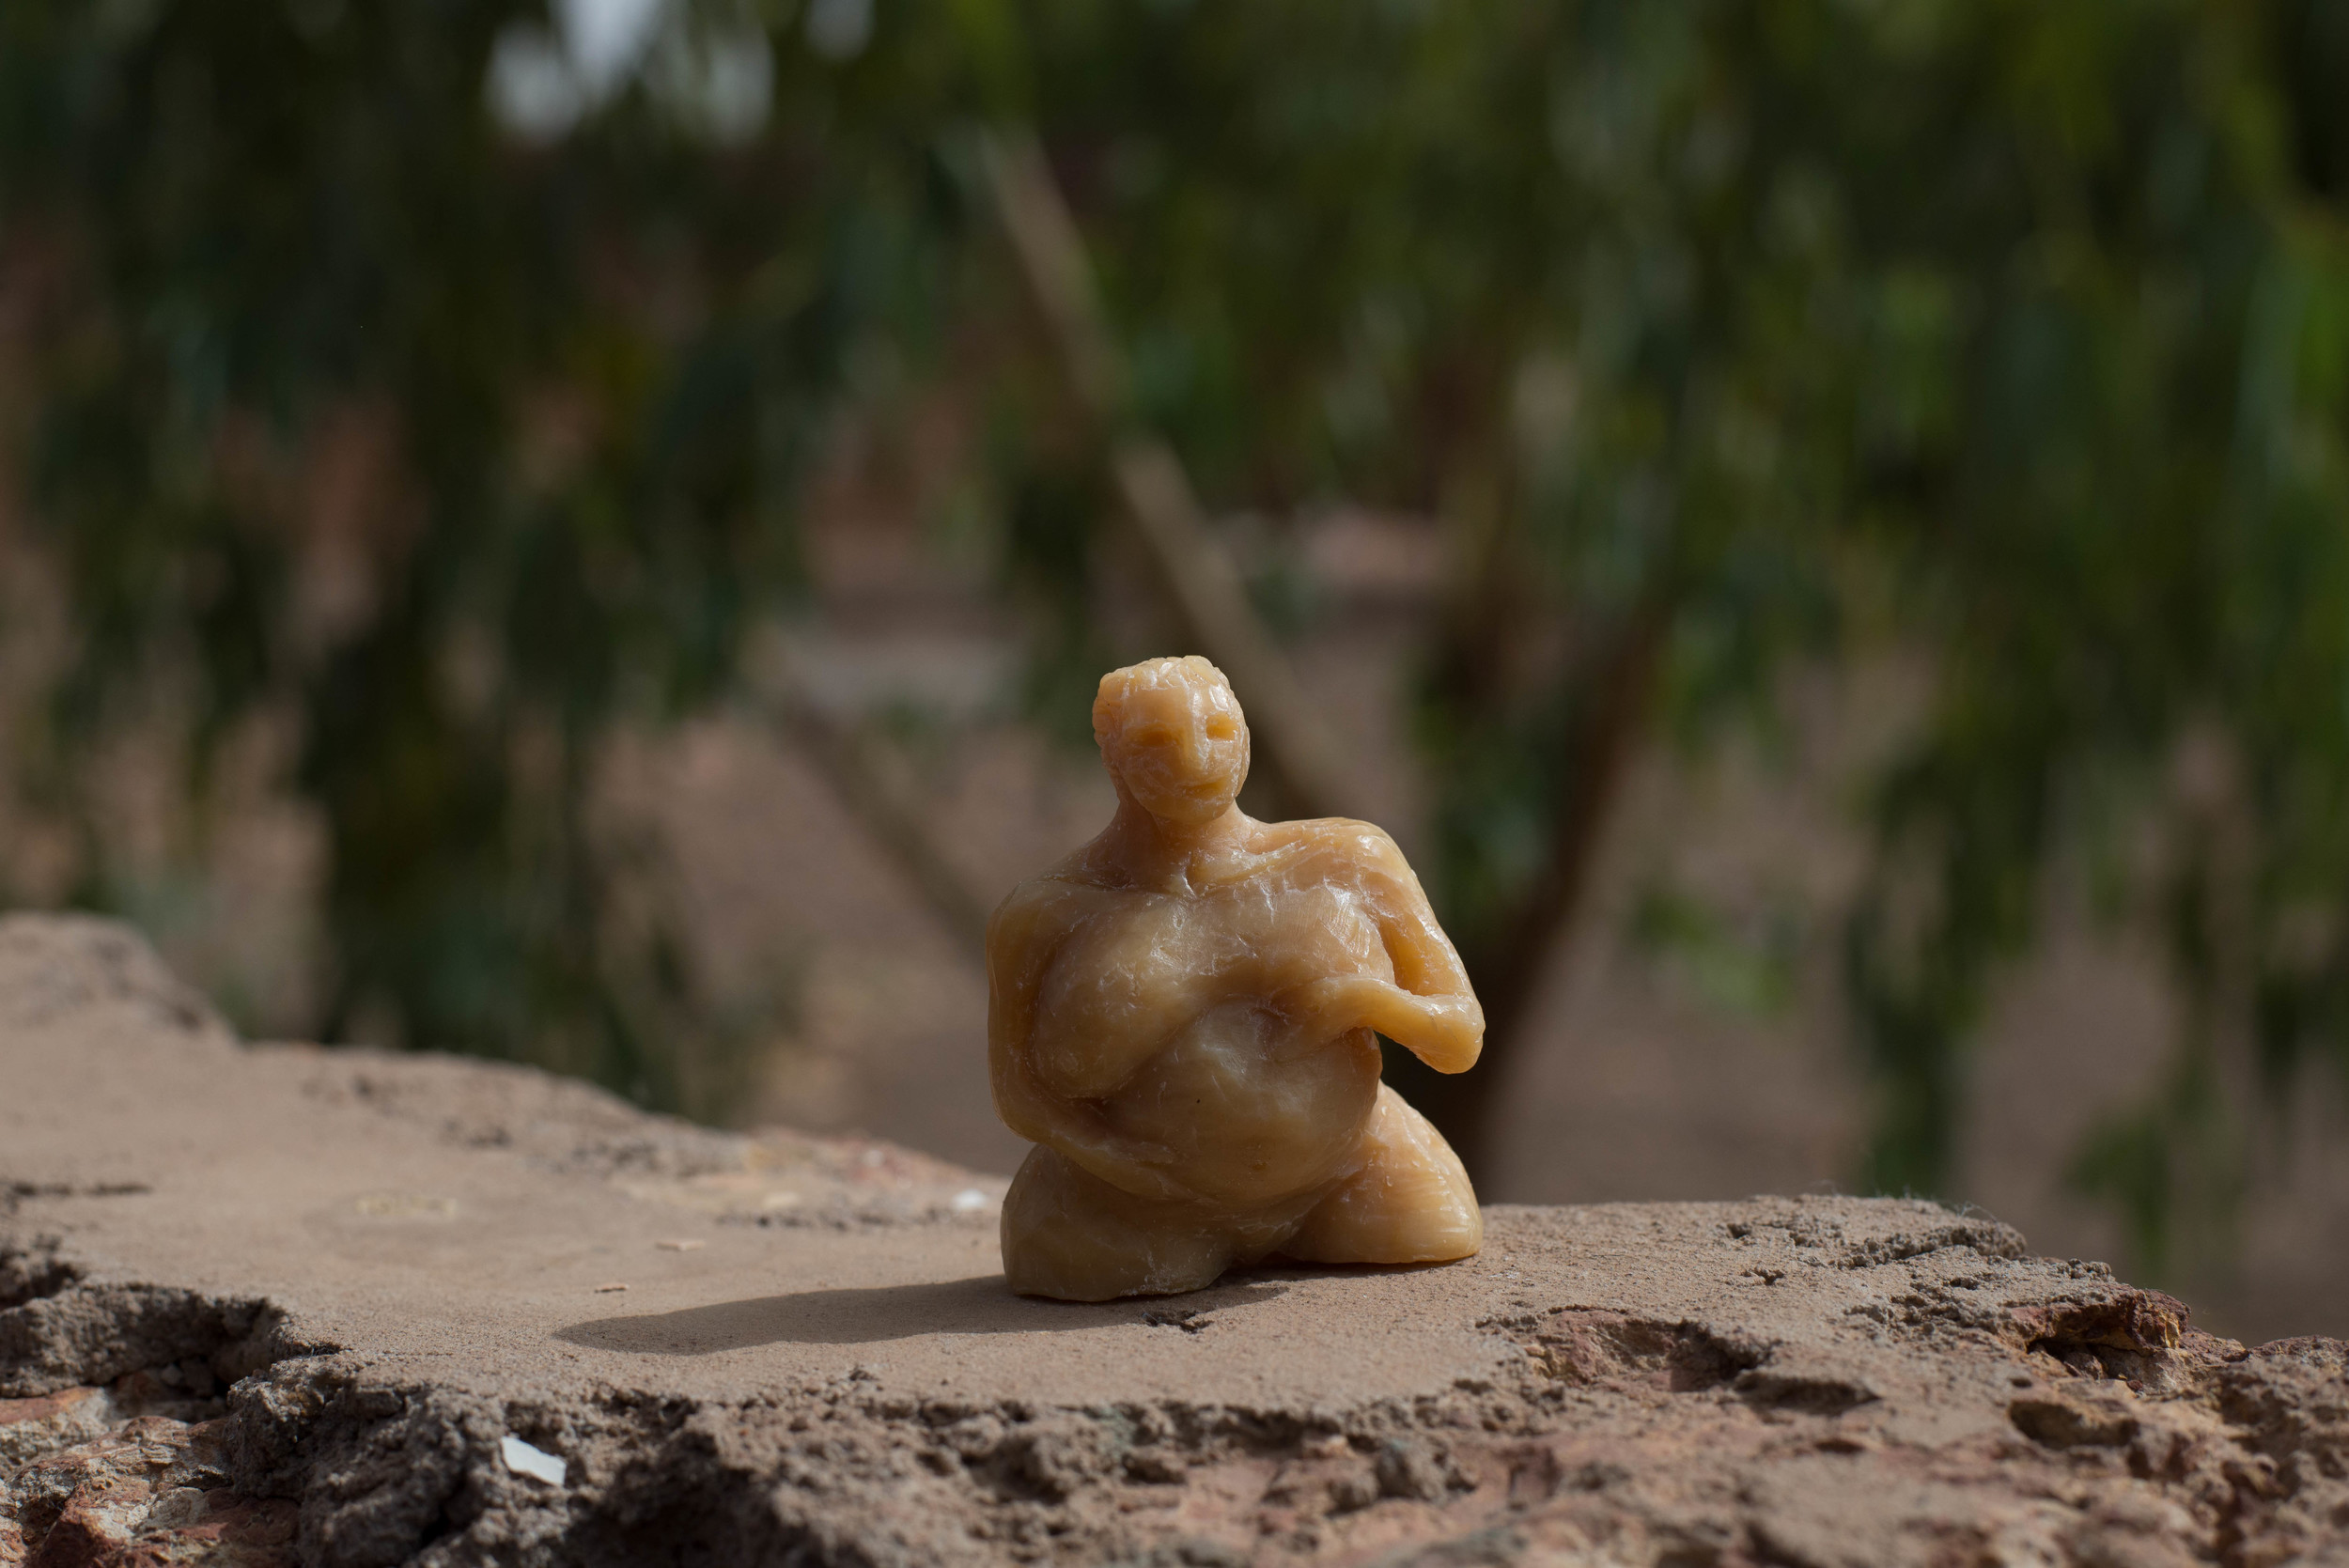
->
[1094,656,1251,826]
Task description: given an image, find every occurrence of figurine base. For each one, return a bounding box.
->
[1002,1083,1483,1301]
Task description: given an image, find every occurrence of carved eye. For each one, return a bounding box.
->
[1131,725,1176,748]
[1204,715,1238,740]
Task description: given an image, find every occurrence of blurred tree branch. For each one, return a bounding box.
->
[979,122,1674,1179]
[976,128,1369,826]
[745,643,992,965]
[1399,596,1672,1171]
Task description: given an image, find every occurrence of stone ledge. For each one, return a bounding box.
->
[1,914,2342,1566]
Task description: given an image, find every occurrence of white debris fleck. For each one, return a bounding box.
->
[950,1188,988,1213]
[760,1190,802,1210]
[501,1435,566,1487]
[655,1238,706,1251]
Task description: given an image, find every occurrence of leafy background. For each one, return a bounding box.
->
[5,0,2348,1337]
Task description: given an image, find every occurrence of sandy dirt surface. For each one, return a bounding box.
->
[3,914,2345,1566]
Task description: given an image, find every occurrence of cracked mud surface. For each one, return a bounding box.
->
[3,913,2344,1566]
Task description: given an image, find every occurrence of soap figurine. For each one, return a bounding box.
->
[988,655,1484,1300]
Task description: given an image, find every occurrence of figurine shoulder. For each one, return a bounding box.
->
[987,858,1120,955]
[1256,815,1415,877]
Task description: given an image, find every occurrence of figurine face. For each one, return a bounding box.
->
[1105,675,1249,826]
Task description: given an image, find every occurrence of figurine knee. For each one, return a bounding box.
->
[1283,1085,1482,1265]
[1001,1145,1237,1301]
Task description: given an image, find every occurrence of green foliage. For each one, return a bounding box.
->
[1630,882,1804,1021]
[985,3,2349,1256]
[0,0,960,1104]
[8,0,2349,1271]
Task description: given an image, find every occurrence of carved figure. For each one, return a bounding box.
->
[988,655,1485,1300]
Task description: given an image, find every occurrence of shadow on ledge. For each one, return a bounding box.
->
[555,1273,1297,1354]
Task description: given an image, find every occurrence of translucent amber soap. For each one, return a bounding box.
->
[988,655,1484,1300]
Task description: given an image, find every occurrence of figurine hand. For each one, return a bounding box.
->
[1388,993,1483,1074]
[1271,977,1480,1072]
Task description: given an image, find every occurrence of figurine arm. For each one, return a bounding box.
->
[1318,825,1485,1074]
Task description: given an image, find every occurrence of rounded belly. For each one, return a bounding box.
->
[1101,1003,1381,1206]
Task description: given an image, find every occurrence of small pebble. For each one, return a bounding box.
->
[592,1281,629,1293]
[501,1435,566,1486]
